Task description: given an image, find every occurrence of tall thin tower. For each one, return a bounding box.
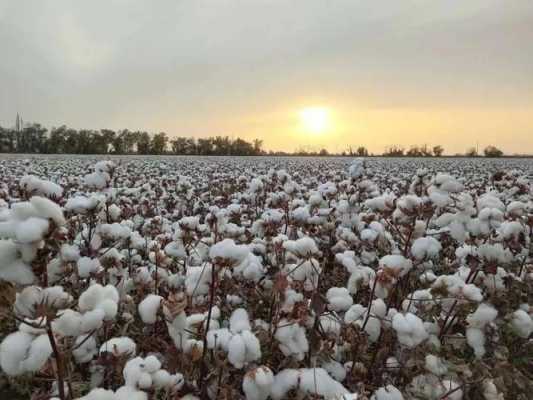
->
[15,113,21,132]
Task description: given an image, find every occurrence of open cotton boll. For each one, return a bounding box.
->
[275,319,309,360]
[424,355,447,376]
[0,331,34,376]
[392,313,428,348]
[99,337,136,357]
[65,195,101,214]
[14,217,49,243]
[0,240,35,284]
[29,196,65,226]
[72,334,97,363]
[77,388,116,400]
[511,309,533,338]
[465,303,497,358]
[349,159,365,179]
[283,236,319,258]
[411,237,441,260]
[298,368,349,399]
[230,308,252,333]
[370,385,404,400]
[20,175,63,198]
[79,284,119,320]
[209,238,249,265]
[327,287,353,312]
[20,333,53,372]
[114,386,148,400]
[243,366,274,400]
[53,309,83,336]
[138,294,163,324]
[77,257,102,278]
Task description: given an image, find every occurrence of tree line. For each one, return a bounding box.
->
[0,124,265,156]
[0,122,507,157]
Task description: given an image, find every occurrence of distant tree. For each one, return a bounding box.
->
[407,146,422,157]
[253,139,264,155]
[151,132,168,154]
[136,132,151,154]
[465,147,478,157]
[356,146,369,157]
[318,148,329,156]
[383,145,404,157]
[432,145,444,157]
[483,145,504,157]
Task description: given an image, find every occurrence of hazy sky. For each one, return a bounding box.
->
[1,0,532,154]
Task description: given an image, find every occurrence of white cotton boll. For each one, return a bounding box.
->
[0,331,34,376]
[392,313,428,348]
[53,309,83,337]
[65,195,100,214]
[81,309,105,331]
[275,320,309,360]
[15,217,49,243]
[20,334,52,372]
[115,386,148,400]
[0,242,35,284]
[510,309,533,338]
[327,287,353,312]
[138,294,163,324]
[466,303,498,328]
[298,368,349,398]
[243,366,274,400]
[143,355,161,373]
[152,369,171,388]
[379,255,412,277]
[228,334,246,368]
[466,328,486,358]
[209,238,249,264]
[20,176,63,198]
[411,237,441,260]
[77,257,102,278]
[61,244,80,262]
[439,380,462,400]
[108,204,122,221]
[283,237,319,257]
[371,385,404,400]
[29,196,65,226]
[424,355,447,376]
[72,335,97,363]
[100,337,136,356]
[322,360,346,382]
[271,369,299,399]
[483,379,503,400]
[242,330,262,362]
[230,308,252,334]
[138,372,153,389]
[77,388,116,400]
[207,328,233,350]
[79,284,119,320]
[344,304,366,324]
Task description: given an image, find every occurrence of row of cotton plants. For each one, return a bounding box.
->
[0,156,532,400]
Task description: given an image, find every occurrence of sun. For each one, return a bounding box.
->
[299,107,330,134]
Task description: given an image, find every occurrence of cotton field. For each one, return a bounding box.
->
[0,156,532,400]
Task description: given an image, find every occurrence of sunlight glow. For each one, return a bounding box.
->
[299,107,330,134]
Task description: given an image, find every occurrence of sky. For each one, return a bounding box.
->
[1,0,532,154]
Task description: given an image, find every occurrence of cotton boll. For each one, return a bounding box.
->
[230,308,252,333]
[424,355,447,376]
[392,313,428,348]
[79,284,119,320]
[29,196,65,226]
[77,388,116,400]
[0,331,34,376]
[466,327,486,358]
[271,369,299,399]
[371,385,404,400]
[510,309,533,338]
[327,287,353,312]
[77,257,102,278]
[243,366,274,400]
[275,320,309,360]
[20,334,52,372]
[53,309,83,337]
[298,368,349,398]
[14,217,49,243]
[100,337,136,357]
[138,294,163,324]
[411,237,441,260]
[114,386,148,400]
[72,334,97,364]
[228,334,246,368]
